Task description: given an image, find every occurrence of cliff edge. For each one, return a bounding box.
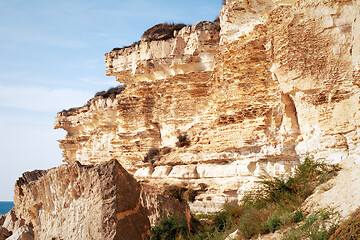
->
[55,0,360,215]
[2,0,360,239]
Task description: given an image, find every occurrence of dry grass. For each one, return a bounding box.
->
[328,207,360,239]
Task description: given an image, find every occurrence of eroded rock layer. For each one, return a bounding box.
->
[55,0,360,213]
[105,21,220,83]
[13,160,150,240]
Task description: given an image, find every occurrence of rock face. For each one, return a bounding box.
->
[13,160,150,240]
[104,21,220,83]
[140,183,187,226]
[6,226,33,240]
[54,0,360,214]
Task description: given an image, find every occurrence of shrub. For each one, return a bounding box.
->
[163,185,197,203]
[143,147,172,163]
[143,148,160,163]
[328,207,360,239]
[292,210,305,223]
[255,157,340,206]
[94,85,126,99]
[266,212,282,233]
[175,134,190,148]
[213,203,242,231]
[235,158,340,238]
[142,23,186,42]
[149,216,188,240]
[235,158,339,238]
[283,209,338,240]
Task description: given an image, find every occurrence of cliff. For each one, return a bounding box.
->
[55,0,360,215]
[2,0,360,239]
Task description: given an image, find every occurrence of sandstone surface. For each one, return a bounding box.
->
[140,183,187,227]
[303,156,360,218]
[54,0,360,214]
[12,160,150,240]
[105,21,220,83]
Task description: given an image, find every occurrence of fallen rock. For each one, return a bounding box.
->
[2,210,17,233]
[0,215,4,227]
[14,160,150,240]
[6,225,33,240]
[225,229,245,240]
[0,227,11,240]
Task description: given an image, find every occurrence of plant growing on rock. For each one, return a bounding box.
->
[142,23,187,42]
[149,157,340,239]
[328,207,360,239]
[175,133,190,148]
[143,147,172,164]
[163,185,197,203]
[94,85,126,99]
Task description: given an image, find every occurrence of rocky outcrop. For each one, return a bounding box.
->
[12,160,150,240]
[0,209,30,240]
[140,183,187,226]
[6,226,33,240]
[55,0,360,215]
[0,227,12,240]
[303,156,360,218]
[104,21,220,83]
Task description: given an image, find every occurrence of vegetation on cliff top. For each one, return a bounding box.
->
[149,157,341,240]
[112,23,187,50]
[142,23,187,42]
[94,85,126,99]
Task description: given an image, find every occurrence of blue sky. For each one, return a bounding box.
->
[0,0,222,200]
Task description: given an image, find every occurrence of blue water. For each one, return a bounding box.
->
[0,201,14,215]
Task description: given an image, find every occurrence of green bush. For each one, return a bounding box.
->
[283,209,338,240]
[213,203,242,231]
[257,158,340,206]
[149,216,188,240]
[267,212,282,233]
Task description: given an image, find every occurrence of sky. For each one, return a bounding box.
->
[0,0,222,201]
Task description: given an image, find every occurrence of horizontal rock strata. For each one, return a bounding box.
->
[55,0,360,214]
[105,21,220,83]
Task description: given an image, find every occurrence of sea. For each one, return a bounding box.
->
[0,201,14,215]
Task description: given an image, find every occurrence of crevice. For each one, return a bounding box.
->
[116,198,142,220]
[281,93,301,135]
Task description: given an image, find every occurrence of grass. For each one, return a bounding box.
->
[283,209,339,240]
[148,157,340,239]
[149,216,188,240]
[328,207,360,239]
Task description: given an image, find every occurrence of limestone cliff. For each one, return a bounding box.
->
[1,0,359,239]
[54,0,360,215]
